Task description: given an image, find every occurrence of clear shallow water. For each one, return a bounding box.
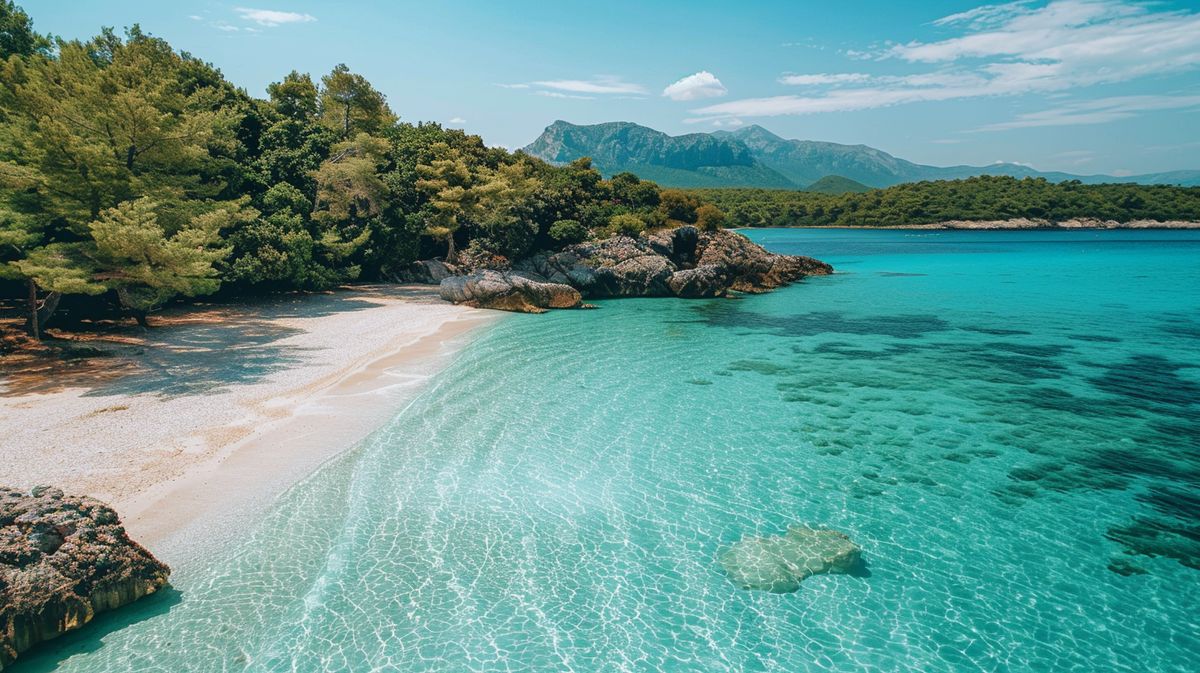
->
[25,229,1200,673]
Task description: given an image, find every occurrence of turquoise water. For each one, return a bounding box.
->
[24,229,1200,672]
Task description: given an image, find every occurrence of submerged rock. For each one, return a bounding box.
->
[718,525,863,593]
[0,486,170,669]
[439,270,583,313]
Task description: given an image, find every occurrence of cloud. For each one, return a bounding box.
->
[234,8,316,27]
[187,15,204,21]
[530,76,646,95]
[662,71,728,101]
[779,73,872,86]
[691,0,1200,126]
[497,76,645,101]
[448,117,466,124]
[974,94,1200,130]
[535,91,595,100]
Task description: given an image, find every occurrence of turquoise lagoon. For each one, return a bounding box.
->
[25,229,1200,672]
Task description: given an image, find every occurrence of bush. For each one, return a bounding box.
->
[695,203,726,232]
[607,213,646,237]
[548,219,588,245]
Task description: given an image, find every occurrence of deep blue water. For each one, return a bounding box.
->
[25,228,1200,672]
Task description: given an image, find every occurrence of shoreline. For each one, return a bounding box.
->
[736,218,1200,231]
[0,286,498,565]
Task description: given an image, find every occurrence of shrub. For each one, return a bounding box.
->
[607,213,646,237]
[548,219,588,245]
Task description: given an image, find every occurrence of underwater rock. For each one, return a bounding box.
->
[718,525,863,593]
[439,270,583,313]
[0,486,170,669]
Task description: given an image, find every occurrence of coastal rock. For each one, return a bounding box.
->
[718,525,863,593]
[667,265,729,298]
[439,270,582,314]
[455,226,831,312]
[397,259,458,285]
[0,486,170,669]
[696,229,833,293]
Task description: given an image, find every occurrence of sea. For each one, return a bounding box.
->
[23,228,1200,673]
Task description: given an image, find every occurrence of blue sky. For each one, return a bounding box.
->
[22,0,1200,175]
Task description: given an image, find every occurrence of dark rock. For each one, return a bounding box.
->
[0,486,170,669]
[439,270,582,314]
[457,226,830,312]
[397,259,458,285]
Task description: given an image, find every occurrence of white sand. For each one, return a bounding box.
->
[0,286,496,563]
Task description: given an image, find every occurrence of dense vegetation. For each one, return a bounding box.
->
[693,177,1200,228]
[0,4,717,337]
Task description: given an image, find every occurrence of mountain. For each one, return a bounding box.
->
[522,121,794,188]
[521,121,1200,189]
[804,175,872,194]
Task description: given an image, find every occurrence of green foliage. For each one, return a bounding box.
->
[657,189,702,225]
[548,219,587,245]
[0,0,50,58]
[320,64,397,137]
[693,176,1200,228]
[695,203,726,232]
[607,213,646,237]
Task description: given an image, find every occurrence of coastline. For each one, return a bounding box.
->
[0,285,497,565]
[737,218,1200,230]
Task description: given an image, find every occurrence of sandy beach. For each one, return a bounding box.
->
[0,286,496,563]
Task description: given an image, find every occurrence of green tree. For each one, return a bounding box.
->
[320,64,396,137]
[0,1,50,59]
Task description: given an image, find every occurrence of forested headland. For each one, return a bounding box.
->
[692,177,1200,228]
[0,3,725,339]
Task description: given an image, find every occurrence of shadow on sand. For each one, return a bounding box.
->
[0,286,432,398]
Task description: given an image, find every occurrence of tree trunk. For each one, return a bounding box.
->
[115,287,150,329]
[26,279,39,340]
[37,292,61,331]
[446,234,457,264]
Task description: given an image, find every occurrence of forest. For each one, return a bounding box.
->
[3,1,1197,340]
[0,3,721,337]
[692,176,1200,228]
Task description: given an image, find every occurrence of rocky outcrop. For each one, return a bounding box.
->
[718,525,863,593]
[695,229,832,293]
[439,270,583,314]
[439,226,832,313]
[1,486,170,669]
[396,259,459,285]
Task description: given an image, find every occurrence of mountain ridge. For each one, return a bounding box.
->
[520,120,1200,189]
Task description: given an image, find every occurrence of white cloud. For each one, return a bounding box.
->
[234,8,316,27]
[498,76,645,102]
[187,15,204,21]
[662,71,728,101]
[531,76,646,95]
[448,117,466,124]
[535,91,595,100]
[691,0,1200,127]
[779,73,871,86]
[974,94,1200,130]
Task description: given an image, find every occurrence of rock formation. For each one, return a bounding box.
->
[718,525,863,593]
[433,226,831,312]
[439,270,583,314]
[1,486,170,669]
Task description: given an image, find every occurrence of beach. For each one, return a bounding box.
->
[0,285,496,563]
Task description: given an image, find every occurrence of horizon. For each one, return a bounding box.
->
[19,0,1200,175]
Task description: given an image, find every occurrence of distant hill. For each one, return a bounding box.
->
[805,175,871,194]
[521,121,1200,189]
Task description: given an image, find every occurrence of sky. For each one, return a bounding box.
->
[21,0,1200,175]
